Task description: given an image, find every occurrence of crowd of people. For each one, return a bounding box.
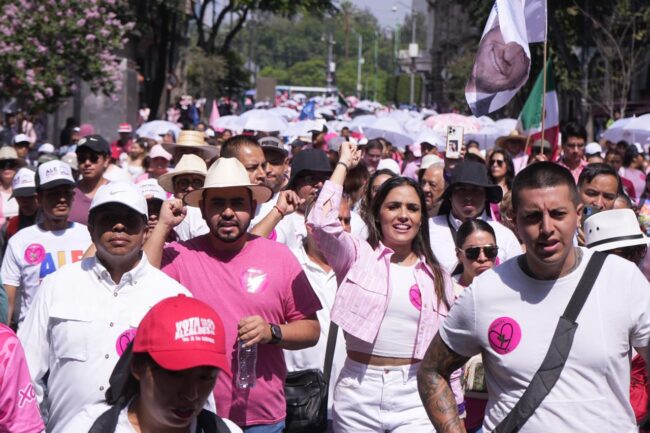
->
[0,111,649,433]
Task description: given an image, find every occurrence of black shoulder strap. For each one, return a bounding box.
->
[323,321,338,386]
[493,251,607,433]
[196,409,230,433]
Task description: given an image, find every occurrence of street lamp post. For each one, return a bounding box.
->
[356,33,363,99]
[393,1,418,105]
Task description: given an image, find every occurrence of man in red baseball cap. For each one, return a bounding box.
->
[62,295,242,432]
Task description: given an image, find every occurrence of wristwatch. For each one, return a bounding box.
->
[269,323,282,345]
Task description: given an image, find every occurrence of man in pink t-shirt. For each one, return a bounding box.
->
[0,323,44,432]
[144,157,321,432]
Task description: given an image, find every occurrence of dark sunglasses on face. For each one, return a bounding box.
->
[174,178,204,190]
[489,159,505,167]
[14,142,29,148]
[0,161,17,170]
[76,152,100,164]
[460,245,499,261]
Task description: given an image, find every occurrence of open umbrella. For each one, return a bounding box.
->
[364,117,414,149]
[213,115,243,133]
[283,120,324,137]
[136,120,181,140]
[240,109,287,133]
[425,113,481,134]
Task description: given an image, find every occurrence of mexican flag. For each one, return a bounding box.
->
[518,58,559,158]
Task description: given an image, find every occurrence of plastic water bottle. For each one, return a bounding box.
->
[237,340,257,389]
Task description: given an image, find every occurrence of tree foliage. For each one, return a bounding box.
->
[0,0,134,113]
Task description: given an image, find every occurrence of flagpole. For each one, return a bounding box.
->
[539,10,548,156]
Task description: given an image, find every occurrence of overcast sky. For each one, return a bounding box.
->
[348,0,411,28]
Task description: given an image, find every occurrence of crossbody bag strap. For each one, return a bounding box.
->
[323,321,339,386]
[493,251,607,433]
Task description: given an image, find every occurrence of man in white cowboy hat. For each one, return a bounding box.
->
[496,131,528,174]
[585,208,650,266]
[157,153,209,241]
[161,130,218,164]
[429,160,521,273]
[18,180,191,433]
[1,160,91,327]
[144,157,321,432]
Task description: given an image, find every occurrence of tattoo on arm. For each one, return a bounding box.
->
[417,333,470,433]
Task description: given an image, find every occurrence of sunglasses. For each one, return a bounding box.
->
[489,159,505,167]
[0,161,17,170]
[76,152,101,164]
[460,245,499,261]
[174,178,204,190]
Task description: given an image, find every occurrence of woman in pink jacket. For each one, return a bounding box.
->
[307,142,461,432]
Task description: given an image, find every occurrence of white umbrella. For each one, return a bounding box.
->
[621,114,650,143]
[601,117,634,143]
[283,120,324,137]
[268,107,299,122]
[240,110,287,133]
[350,115,378,133]
[364,117,414,149]
[494,118,519,134]
[213,115,243,133]
[136,120,181,140]
[415,129,446,148]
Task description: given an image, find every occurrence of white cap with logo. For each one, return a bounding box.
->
[90,181,148,218]
[36,160,75,190]
[137,179,167,202]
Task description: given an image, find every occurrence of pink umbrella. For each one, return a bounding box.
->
[425,113,481,134]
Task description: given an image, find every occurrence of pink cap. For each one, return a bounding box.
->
[149,144,172,161]
[118,123,133,133]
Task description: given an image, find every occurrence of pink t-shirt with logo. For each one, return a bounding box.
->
[0,324,44,432]
[161,235,321,427]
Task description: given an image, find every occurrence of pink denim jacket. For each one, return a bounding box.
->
[307,181,455,360]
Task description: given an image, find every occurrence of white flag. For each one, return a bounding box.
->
[465,0,547,116]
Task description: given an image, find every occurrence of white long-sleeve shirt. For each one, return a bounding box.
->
[18,254,191,433]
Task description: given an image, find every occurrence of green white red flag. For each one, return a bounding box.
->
[518,58,559,157]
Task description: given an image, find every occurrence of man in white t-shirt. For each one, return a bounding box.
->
[417,162,650,433]
[18,181,191,432]
[428,160,521,273]
[1,160,91,326]
[158,154,209,241]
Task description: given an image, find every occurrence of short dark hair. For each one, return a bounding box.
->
[365,139,383,152]
[623,144,641,167]
[220,135,259,159]
[562,122,587,143]
[511,162,580,211]
[577,163,620,189]
[455,219,496,248]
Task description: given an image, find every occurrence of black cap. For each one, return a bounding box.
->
[288,149,332,188]
[259,136,288,158]
[77,134,110,154]
[439,160,503,214]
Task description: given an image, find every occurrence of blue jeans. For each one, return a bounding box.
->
[243,420,285,433]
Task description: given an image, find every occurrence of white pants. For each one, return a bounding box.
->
[332,357,436,433]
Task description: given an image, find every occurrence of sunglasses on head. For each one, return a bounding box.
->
[76,152,101,163]
[489,159,505,167]
[460,245,499,261]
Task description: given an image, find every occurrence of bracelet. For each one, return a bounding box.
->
[337,161,349,171]
[273,205,285,219]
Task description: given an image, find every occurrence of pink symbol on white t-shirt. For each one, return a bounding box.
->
[18,383,36,408]
[115,328,137,356]
[240,268,269,294]
[409,285,422,310]
[24,244,46,265]
[488,317,521,355]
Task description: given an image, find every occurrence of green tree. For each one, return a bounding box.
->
[0,0,133,113]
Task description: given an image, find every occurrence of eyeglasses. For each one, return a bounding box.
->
[489,159,505,167]
[76,152,100,164]
[460,245,499,261]
[174,178,204,191]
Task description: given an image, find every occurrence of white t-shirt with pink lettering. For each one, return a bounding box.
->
[0,323,44,432]
[440,249,650,433]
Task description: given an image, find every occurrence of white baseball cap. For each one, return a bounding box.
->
[90,181,148,217]
[38,143,55,154]
[376,158,401,175]
[11,168,36,198]
[585,142,602,156]
[13,134,30,145]
[36,160,75,190]
[137,179,167,202]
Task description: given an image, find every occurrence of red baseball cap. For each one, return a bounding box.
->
[133,295,230,374]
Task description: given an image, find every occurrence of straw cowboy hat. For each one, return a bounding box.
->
[495,130,527,150]
[158,154,207,193]
[585,209,650,251]
[161,130,218,161]
[0,146,26,168]
[183,157,272,207]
